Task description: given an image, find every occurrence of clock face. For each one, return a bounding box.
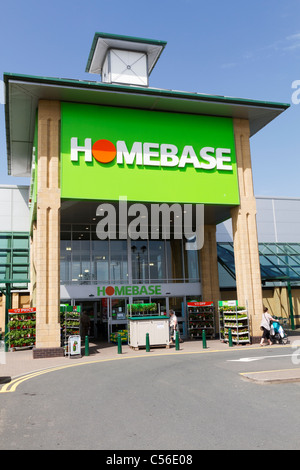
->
[109,49,148,86]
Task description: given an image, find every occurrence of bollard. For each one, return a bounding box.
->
[228,328,233,347]
[175,330,180,350]
[202,329,207,349]
[85,336,89,356]
[146,332,150,352]
[117,333,122,354]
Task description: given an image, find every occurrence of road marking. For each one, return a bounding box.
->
[229,353,299,362]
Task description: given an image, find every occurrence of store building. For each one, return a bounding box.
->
[1,190,299,344]
[3,33,290,356]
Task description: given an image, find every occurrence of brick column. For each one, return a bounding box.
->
[231,118,263,340]
[34,100,63,356]
[200,224,220,333]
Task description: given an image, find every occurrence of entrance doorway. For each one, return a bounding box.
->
[68,294,197,343]
[74,298,128,342]
[75,300,96,338]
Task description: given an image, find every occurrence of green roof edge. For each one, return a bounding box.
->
[3,72,291,111]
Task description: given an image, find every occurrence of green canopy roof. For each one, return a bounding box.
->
[218,242,300,285]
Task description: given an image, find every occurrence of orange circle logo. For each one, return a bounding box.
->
[105,286,115,296]
[92,139,116,163]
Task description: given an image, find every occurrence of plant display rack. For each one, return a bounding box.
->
[8,308,36,350]
[60,305,81,355]
[127,302,157,316]
[218,300,250,344]
[188,301,215,340]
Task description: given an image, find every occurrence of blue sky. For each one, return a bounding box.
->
[0,0,299,197]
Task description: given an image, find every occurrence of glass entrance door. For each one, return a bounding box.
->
[107,297,128,342]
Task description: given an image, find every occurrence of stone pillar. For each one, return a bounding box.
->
[200,224,220,332]
[231,118,263,340]
[33,100,62,356]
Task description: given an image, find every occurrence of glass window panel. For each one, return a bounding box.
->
[0,251,9,259]
[72,224,91,232]
[70,233,91,283]
[282,255,298,266]
[166,240,184,281]
[72,231,90,242]
[259,244,274,255]
[12,236,29,250]
[131,240,148,283]
[220,242,234,253]
[12,272,28,280]
[71,257,82,283]
[184,248,200,282]
[12,255,28,265]
[0,267,6,280]
[259,255,276,266]
[111,298,127,320]
[60,259,71,282]
[13,266,28,273]
[72,256,90,284]
[217,244,236,274]
[81,260,92,283]
[61,232,71,242]
[111,240,128,283]
[280,244,295,254]
[268,243,285,254]
[60,236,72,283]
[92,239,109,282]
[149,240,166,282]
[61,224,71,231]
[0,235,10,249]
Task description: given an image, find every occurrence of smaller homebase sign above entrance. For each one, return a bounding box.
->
[60,282,201,300]
[98,284,162,297]
[60,102,239,205]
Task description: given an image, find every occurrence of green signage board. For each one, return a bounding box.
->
[60,102,239,205]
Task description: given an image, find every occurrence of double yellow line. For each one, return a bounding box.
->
[0,350,212,393]
[0,353,168,393]
[0,359,107,393]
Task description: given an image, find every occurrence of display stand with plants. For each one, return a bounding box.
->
[218,300,250,344]
[188,301,215,340]
[127,302,170,350]
[60,305,81,355]
[8,308,36,350]
[127,302,158,316]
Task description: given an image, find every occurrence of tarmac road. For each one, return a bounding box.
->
[0,342,300,451]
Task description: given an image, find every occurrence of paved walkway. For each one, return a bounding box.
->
[1,332,300,385]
